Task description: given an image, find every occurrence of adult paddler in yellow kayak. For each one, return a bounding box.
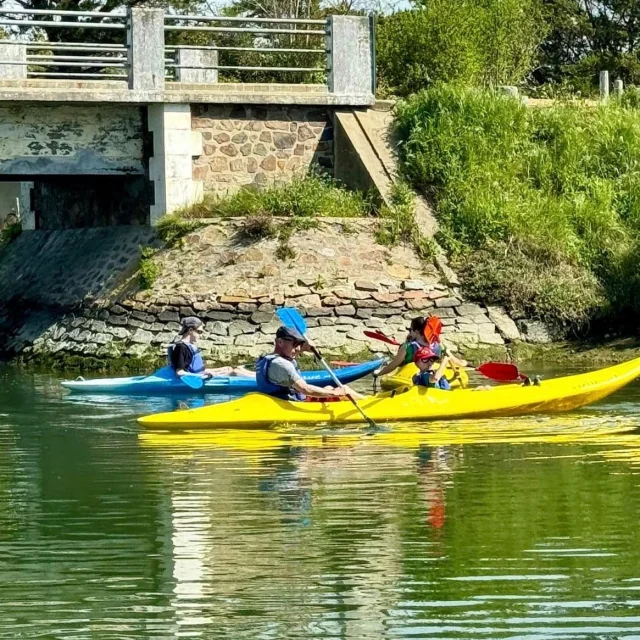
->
[373,316,468,388]
[255,325,365,401]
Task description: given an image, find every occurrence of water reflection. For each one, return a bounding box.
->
[1,366,640,637]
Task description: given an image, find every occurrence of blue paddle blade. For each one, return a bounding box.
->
[180,374,204,390]
[276,307,307,336]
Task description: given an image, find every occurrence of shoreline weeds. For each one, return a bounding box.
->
[6,339,640,375]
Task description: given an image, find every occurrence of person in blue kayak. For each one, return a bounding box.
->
[169,316,253,379]
[256,325,364,401]
[412,346,452,390]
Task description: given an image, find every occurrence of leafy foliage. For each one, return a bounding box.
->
[376,0,544,97]
[395,85,640,332]
[138,246,160,290]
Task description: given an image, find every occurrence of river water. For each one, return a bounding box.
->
[2,363,640,638]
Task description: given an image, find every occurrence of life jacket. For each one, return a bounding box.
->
[255,354,305,401]
[413,370,451,390]
[403,339,423,364]
[167,341,205,374]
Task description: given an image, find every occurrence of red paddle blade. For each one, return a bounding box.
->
[364,330,400,346]
[424,316,443,343]
[476,362,520,382]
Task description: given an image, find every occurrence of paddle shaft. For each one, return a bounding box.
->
[308,345,376,428]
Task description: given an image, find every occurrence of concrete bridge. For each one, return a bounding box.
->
[0,8,375,229]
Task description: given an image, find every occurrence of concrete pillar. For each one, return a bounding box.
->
[176,48,218,84]
[0,44,27,80]
[614,78,624,97]
[147,103,203,225]
[600,70,609,101]
[327,15,374,98]
[20,182,35,230]
[127,8,165,91]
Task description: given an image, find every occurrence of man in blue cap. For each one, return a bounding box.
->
[255,325,363,401]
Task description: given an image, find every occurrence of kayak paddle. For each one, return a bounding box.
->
[364,328,524,382]
[277,307,378,429]
[180,373,205,390]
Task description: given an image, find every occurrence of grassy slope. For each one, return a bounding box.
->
[395,85,640,335]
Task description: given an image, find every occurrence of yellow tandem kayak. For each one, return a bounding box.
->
[137,357,640,429]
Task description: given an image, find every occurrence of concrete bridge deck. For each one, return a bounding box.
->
[0,79,373,106]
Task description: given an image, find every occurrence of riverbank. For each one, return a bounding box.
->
[0,217,535,371]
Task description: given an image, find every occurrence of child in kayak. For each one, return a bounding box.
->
[412,346,452,390]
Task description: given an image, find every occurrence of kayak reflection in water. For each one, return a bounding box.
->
[169,316,254,380]
[255,325,364,401]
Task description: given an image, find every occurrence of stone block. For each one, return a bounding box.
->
[159,310,180,322]
[131,329,153,344]
[402,279,425,291]
[229,320,255,336]
[304,306,333,317]
[455,303,485,317]
[207,321,228,336]
[107,327,130,339]
[110,315,128,326]
[205,311,233,322]
[110,305,126,315]
[517,320,552,344]
[373,292,401,303]
[334,288,371,300]
[251,311,275,324]
[335,304,356,316]
[355,309,373,319]
[434,297,460,308]
[486,306,521,341]
[407,299,433,311]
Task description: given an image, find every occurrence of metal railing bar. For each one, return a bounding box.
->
[166,45,325,53]
[166,63,325,72]
[164,14,327,25]
[28,55,127,62]
[28,71,127,78]
[0,8,126,18]
[0,19,125,29]
[26,43,126,51]
[16,60,125,67]
[164,25,325,34]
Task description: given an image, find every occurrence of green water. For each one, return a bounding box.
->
[2,365,640,638]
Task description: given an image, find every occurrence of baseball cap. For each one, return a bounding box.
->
[414,346,438,363]
[180,316,203,334]
[276,325,305,343]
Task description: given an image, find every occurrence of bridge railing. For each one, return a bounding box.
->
[0,8,374,98]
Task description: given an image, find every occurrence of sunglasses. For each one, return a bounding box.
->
[282,337,303,347]
[418,357,438,364]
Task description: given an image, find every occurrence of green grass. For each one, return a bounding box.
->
[179,174,374,220]
[395,84,640,333]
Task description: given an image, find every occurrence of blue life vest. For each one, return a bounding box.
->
[413,370,451,390]
[256,354,305,401]
[167,342,205,374]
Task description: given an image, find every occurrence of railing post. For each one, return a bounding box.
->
[0,43,26,80]
[127,7,165,91]
[175,48,218,84]
[326,15,374,99]
[599,70,610,102]
[614,78,624,97]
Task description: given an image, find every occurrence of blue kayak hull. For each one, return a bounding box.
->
[61,359,384,395]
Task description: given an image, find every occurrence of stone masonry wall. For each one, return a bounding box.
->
[3,220,531,366]
[191,105,333,195]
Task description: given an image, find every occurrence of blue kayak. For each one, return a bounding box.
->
[61,358,385,395]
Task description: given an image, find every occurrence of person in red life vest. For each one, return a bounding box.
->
[169,317,253,379]
[412,346,452,390]
[255,325,364,401]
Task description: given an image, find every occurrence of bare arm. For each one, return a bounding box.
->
[375,344,407,377]
[292,379,364,400]
[432,356,451,383]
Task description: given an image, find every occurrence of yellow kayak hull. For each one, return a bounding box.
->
[137,357,640,429]
[380,363,469,390]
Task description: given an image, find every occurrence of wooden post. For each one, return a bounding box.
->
[600,71,610,101]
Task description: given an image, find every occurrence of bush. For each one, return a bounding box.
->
[138,246,160,290]
[395,84,640,332]
[376,0,544,97]
[156,213,204,248]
